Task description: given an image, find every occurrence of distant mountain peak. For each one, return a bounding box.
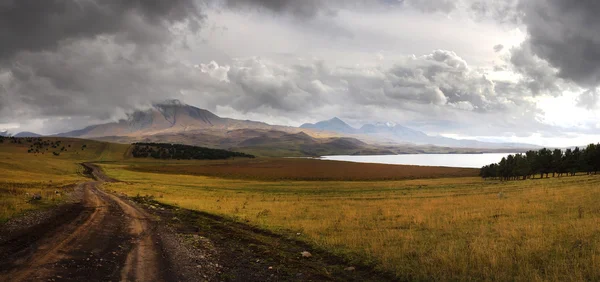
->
[14,131,42,137]
[300,117,356,134]
[154,99,183,106]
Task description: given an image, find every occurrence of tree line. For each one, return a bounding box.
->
[132,143,255,160]
[480,144,600,180]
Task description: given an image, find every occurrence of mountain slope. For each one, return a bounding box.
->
[305,118,539,149]
[300,117,357,134]
[14,132,43,137]
[58,100,279,138]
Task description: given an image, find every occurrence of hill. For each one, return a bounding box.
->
[13,132,42,138]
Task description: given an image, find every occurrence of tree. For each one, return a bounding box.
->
[552,149,563,177]
[514,154,531,180]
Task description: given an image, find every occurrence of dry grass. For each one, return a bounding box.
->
[0,138,129,222]
[127,158,478,181]
[101,163,600,281]
[4,138,600,280]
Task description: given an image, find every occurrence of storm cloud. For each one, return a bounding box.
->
[517,0,600,88]
[0,0,202,61]
[0,0,596,145]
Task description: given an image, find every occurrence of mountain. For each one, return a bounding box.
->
[300,117,357,134]
[0,131,9,137]
[58,99,279,138]
[56,101,537,156]
[359,122,429,143]
[14,132,42,137]
[304,118,539,149]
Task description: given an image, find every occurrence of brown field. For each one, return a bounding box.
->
[127,158,478,181]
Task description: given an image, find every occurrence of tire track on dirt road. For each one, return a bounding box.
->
[0,164,171,282]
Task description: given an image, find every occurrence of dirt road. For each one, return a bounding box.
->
[0,164,172,282]
[0,163,397,282]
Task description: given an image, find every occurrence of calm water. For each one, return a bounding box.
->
[320,153,518,168]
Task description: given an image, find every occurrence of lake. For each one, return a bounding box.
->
[320,153,518,168]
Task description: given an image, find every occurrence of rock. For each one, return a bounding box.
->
[301,251,312,258]
[268,266,273,270]
[345,266,356,271]
[31,194,42,201]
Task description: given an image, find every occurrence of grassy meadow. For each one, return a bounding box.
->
[0,138,128,222]
[101,163,600,281]
[3,137,600,280]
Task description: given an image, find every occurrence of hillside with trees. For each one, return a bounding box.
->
[131,143,255,160]
[480,144,600,180]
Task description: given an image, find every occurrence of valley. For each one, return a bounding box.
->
[2,2,597,281]
[1,138,600,281]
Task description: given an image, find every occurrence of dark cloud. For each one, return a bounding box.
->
[0,0,202,61]
[224,0,325,17]
[493,44,504,52]
[222,0,458,18]
[517,0,600,87]
[509,43,562,96]
[0,0,205,133]
[470,0,521,23]
[0,0,580,140]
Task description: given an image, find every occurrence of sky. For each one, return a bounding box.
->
[1,0,600,147]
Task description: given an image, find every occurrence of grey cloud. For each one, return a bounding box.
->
[509,43,563,96]
[0,46,556,138]
[1,37,226,125]
[517,0,600,87]
[0,0,205,133]
[493,44,504,52]
[223,0,328,17]
[404,0,456,13]
[0,0,202,61]
[470,0,521,23]
[220,51,525,118]
[576,88,599,110]
[222,0,458,18]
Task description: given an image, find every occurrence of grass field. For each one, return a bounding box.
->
[3,138,600,280]
[0,138,129,222]
[101,163,600,281]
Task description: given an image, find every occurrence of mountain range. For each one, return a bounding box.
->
[301,117,535,149]
[4,100,536,156]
